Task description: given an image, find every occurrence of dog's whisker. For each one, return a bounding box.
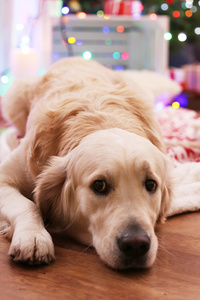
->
[157,239,174,257]
[82,245,93,253]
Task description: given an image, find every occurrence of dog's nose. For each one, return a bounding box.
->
[117,228,150,257]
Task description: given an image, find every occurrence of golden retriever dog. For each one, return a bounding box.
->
[0,57,172,269]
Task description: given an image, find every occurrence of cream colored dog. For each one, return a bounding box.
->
[0,57,172,269]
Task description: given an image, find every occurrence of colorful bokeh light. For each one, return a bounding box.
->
[105,39,112,45]
[62,39,67,45]
[76,12,87,19]
[173,93,188,108]
[68,37,76,44]
[178,32,187,42]
[102,26,110,33]
[1,75,9,84]
[172,101,180,109]
[173,10,180,18]
[161,3,168,11]
[121,52,129,60]
[195,27,200,35]
[116,26,124,33]
[116,65,124,71]
[164,32,172,40]
[149,13,158,20]
[83,51,92,60]
[97,10,104,17]
[185,9,193,17]
[113,52,120,59]
[76,40,83,45]
[61,6,70,15]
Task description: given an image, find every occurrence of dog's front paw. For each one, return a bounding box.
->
[8,228,55,265]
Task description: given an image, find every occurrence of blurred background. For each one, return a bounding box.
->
[0,0,200,109]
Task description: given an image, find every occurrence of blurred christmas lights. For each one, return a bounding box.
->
[76,12,87,19]
[116,65,124,71]
[97,10,104,17]
[173,93,188,108]
[194,27,200,35]
[178,32,187,42]
[185,2,193,9]
[121,52,129,60]
[172,101,180,109]
[161,3,168,11]
[68,37,76,44]
[61,6,70,15]
[62,39,67,45]
[82,51,92,60]
[185,9,193,17]
[164,32,172,41]
[105,39,112,45]
[173,10,180,18]
[181,2,187,9]
[113,52,120,59]
[1,75,9,84]
[76,40,83,45]
[102,26,110,33]
[149,13,158,20]
[191,5,197,12]
[116,26,124,33]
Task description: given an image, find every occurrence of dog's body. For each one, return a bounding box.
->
[0,57,172,269]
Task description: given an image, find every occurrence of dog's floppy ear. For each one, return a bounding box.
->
[158,161,173,223]
[34,156,73,228]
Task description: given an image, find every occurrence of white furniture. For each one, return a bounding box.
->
[52,15,169,74]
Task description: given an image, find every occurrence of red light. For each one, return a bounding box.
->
[116,26,124,33]
[62,39,67,45]
[173,10,180,18]
[139,4,144,11]
[121,52,129,60]
[149,13,158,20]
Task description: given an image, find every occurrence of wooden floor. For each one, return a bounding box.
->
[0,212,200,299]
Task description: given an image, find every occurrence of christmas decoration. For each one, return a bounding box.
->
[104,0,143,16]
[54,14,169,73]
[142,0,200,66]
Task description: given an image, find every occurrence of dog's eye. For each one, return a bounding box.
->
[145,179,157,193]
[92,180,109,195]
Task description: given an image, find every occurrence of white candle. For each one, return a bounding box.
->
[10,48,39,79]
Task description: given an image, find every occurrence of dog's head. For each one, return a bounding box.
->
[34,128,172,270]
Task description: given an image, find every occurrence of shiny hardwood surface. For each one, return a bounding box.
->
[0,212,200,299]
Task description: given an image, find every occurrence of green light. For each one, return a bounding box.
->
[105,39,112,46]
[113,52,120,59]
[97,10,104,17]
[181,2,186,9]
[164,32,172,41]
[83,51,92,60]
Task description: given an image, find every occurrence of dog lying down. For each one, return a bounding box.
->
[0,57,173,270]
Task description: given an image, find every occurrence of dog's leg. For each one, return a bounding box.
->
[1,78,38,136]
[0,146,55,265]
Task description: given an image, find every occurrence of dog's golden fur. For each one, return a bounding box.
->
[0,57,172,269]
